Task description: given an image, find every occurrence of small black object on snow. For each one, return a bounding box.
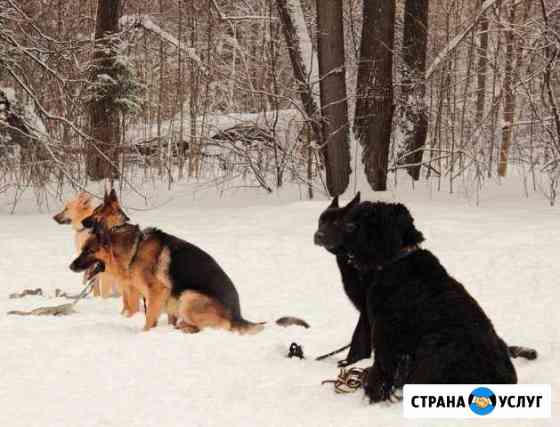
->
[288,342,304,359]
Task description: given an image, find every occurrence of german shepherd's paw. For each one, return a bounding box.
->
[176,322,200,334]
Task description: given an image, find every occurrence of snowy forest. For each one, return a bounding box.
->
[1,0,560,205]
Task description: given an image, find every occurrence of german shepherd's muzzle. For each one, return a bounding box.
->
[70,252,105,281]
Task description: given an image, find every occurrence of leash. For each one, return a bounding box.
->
[70,279,97,306]
[6,279,97,316]
[315,344,351,361]
[321,367,366,394]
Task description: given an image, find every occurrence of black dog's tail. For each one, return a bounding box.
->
[508,345,538,361]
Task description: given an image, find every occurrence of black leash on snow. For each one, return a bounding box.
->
[315,344,351,361]
[287,343,351,361]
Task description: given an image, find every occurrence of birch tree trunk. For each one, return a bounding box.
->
[354,0,396,191]
[86,0,121,181]
[316,0,351,195]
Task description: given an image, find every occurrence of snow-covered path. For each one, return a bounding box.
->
[1,190,558,426]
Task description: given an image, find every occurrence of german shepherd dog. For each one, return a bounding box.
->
[70,222,266,334]
[80,189,139,316]
[314,196,536,400]
[53,191,117,298]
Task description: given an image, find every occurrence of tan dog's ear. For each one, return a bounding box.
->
[77,192,92,206]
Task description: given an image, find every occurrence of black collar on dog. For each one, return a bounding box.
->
[348,245,419,271]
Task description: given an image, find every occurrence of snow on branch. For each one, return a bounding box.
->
[120,15,206,73]
[210,0,277,21]
[426,0,524,80]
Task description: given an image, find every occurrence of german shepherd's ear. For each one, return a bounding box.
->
[329,195,339,209]
[108,188,118,203]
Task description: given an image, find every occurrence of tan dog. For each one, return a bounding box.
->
[53,192,118,298]
[80,189,140,316]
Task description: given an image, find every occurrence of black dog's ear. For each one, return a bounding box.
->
[329,195,339,208]
[345,192,361,210]
[393,203,425,245]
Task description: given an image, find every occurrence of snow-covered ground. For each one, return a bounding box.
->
[0,180,558,427]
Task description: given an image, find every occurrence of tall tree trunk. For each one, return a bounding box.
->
[498,2,520,177]
[354,0,396,191]
[475,0,489,127]
[399,0,429,181]
[86,0,121,181]
[316,0,351,195]
[276,0,330,190]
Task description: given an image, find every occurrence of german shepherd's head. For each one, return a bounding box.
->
[81,189,129,230]
[70,223,139,280]
[69,224,110,280]
[53,192,94,229]
[313,192,361,254]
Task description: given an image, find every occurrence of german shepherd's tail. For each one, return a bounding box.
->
[231,319,266,335]
[232,316,310,335]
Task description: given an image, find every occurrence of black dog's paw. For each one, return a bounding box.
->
[338,358,356,367]
[363,366,392,403]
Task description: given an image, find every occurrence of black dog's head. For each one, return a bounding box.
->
[314,192,361,254]
[342,201,425,269]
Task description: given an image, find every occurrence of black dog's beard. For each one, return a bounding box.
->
[325,245,346,256]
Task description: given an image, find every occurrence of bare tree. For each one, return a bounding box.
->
[354,0,396,191]
[316,0,351,195]
[87,0,122,181]
[498,2,518,177]
[398,0,429,181]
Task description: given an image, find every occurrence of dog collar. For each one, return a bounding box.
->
[348,245,419,271]
[110,223,129,232]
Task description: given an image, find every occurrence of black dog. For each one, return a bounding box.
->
[318,199,520,401]
[315,195,537,401]
[314,193,373,366]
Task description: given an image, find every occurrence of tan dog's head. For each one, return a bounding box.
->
[81,189,129,230]
[53,192,94,229]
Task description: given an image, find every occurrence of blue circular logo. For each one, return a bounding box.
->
[468,387,497,416]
